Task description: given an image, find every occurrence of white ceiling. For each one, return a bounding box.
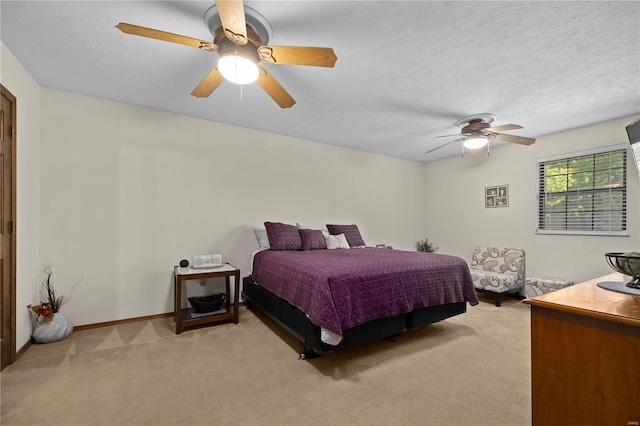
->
[1,1,638,162]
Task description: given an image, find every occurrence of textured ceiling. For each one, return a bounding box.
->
[1,1,639,162]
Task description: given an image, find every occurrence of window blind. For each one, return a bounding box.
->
[537,146,627,235]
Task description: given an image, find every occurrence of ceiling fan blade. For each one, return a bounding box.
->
[493,133,536,145]
[425,138,464,154]
[256,67,296,108]
[484,124,522,132]
[191,68,225,98]
[257,46,338,67]
[116,23,216,51]
[216,0,248,45]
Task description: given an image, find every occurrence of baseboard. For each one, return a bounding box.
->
[16,339,32,361]
[72,312,174,331]
[72,303,246,331]
[12,312,175,363]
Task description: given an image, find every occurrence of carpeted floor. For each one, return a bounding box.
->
[1,294,531,425]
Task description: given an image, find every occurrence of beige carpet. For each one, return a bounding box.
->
[1,294,531,425]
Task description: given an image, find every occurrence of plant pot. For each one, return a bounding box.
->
[32,312,73,343]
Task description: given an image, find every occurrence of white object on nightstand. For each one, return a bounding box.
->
[193,254,222,269]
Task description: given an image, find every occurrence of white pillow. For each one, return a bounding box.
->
[325,233,350,250]
[253,228,270,249]
[296,223,329,238]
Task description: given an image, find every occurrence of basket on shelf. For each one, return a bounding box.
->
[605,252,640,289]
[188,293,226,313]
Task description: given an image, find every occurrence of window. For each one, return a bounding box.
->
[537,144,627,236]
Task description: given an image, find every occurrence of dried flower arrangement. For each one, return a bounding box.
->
[27,265,82,322]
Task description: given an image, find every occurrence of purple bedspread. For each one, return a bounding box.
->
[252,248,478,337]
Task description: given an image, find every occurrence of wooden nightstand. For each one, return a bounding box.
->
[173,264,240,334]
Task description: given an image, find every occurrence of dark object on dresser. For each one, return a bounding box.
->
[179,259,189,268]
[188,293,226,313]
[605,252,640,289]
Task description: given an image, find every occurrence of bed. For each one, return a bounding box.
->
[242,246,478,358]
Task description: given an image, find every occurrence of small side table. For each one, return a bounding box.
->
[173,264,240,334]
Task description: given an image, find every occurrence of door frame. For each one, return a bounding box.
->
[1,84,17,369]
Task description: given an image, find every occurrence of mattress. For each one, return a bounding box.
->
[251,248,478,339]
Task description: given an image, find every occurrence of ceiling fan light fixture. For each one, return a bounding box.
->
[218,54,259,85]
[463,136,488,150]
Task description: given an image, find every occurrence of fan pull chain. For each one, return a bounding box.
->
[487,140,490,156]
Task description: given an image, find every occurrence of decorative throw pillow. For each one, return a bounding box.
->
[299,229,327,251]
[325,233,350,250]
[264,222,302,251]
[326,224,366,248]
[296,223,330,238]
[253,228,270,249]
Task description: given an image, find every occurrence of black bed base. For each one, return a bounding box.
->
[242,276,467,359]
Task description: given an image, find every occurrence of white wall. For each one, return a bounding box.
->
[39,88,425,327]
[424,115,640,284]
[0,42,42,350]
[5,37,639,350]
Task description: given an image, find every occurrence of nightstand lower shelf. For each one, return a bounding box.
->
[173,265,240,334]
[179,306,236,324]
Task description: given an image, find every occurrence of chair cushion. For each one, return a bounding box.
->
[471,271,520,293]
[525,277,574,298]
[471,246,524,276]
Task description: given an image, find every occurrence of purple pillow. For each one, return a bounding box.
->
[264,222,302,251]
[299,229,327,251]
[326,224,366,248]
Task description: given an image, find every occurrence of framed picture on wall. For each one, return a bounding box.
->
[496,197,509,207]
[485,185,509,208]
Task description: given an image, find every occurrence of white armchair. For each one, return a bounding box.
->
[470,246,525,307]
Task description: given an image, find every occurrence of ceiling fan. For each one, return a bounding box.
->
[426,113,536,154]
[116,0,337,108]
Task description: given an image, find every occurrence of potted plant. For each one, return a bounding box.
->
[416,237,438,253]
[27,265,82,343]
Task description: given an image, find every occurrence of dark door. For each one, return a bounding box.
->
[1,85,17,370]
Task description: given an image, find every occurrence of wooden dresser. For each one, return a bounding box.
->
[523,272,640,425]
